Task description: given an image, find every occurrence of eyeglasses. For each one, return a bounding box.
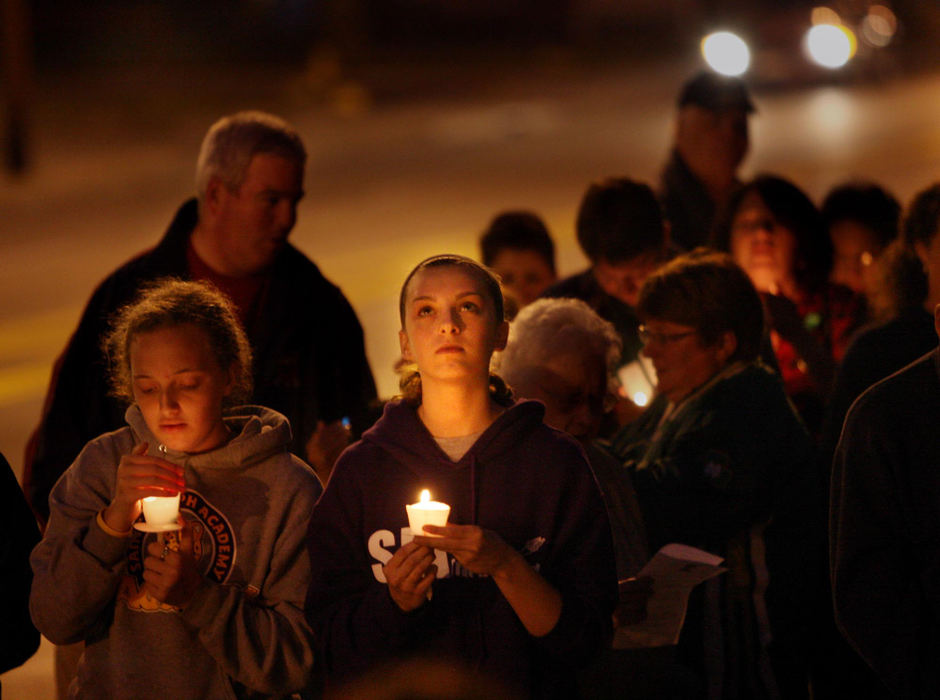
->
[638,325,696,346]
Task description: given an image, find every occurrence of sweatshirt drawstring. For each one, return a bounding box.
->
[469,453,478,525]
[468,453,486,666]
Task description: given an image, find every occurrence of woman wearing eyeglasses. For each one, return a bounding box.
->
[608,249,818,700]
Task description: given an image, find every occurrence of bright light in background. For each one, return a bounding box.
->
[804,89,858,152]
[632,392,649,407]
[861,5,897,47]
[805,24,856,69]
[701,31,750,76]
[811,6,841,26]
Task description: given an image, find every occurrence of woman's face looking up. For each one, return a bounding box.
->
[400,265,508,385]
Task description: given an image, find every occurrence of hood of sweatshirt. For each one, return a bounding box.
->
[358,399,546,525]
[362,398,546,478]
[124,404,293,470]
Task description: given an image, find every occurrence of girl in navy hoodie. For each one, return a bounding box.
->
[306,254,616,698]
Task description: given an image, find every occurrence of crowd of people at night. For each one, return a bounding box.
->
[3,69,939,700]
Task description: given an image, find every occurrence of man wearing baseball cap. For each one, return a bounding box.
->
[658,71,756,251]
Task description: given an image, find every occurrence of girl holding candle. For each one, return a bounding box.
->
[306,255,616,698]
[30,279,321,699]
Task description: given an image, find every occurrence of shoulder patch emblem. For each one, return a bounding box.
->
[702,450,733,487]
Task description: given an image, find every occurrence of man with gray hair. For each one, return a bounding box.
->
[24,111,376,525]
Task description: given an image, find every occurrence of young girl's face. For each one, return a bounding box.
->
[489,248,556,309]
[399,265,508,385]
[130,323,234,453]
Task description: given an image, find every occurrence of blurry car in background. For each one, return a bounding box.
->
[698,1,900,83]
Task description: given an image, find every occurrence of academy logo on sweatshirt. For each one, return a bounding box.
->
[179,489,237,584]
[118,490,237,613]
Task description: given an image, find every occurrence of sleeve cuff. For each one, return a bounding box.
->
[363,583,432,643]
[96,510,133,538]
[83,511,134,567]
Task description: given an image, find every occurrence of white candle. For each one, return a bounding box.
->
[618,357,657,406]
[406,489,450,537]
[142,493,181,526]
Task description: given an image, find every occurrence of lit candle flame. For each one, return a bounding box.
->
[420,489,430,503]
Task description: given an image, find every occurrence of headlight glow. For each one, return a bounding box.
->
[701,31,751,77]
[861,5,897,47]
[810,6,841,26]
[805,24,857,69]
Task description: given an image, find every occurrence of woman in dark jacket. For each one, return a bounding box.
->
[609,250,819,699]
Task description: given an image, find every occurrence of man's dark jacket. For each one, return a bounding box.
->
[24,199,376,522]
[659,149,716,252]
[831,348,940,698]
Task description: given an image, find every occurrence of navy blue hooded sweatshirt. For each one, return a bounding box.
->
[305,399,617,698]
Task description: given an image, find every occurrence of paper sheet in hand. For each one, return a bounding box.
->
[613,543,726,649]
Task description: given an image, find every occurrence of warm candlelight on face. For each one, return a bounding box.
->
[406,489,451,536]
[142,493,181,526]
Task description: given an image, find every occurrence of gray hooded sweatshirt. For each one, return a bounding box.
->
[30,405,321,699]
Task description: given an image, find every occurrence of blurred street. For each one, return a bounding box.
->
[3,32,940,696]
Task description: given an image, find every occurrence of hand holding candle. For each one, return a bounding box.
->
[385,490,450,610]
[138,444,182,530]
[406,489,450,536]
[142,521,202,606]
[103,442,185,533]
